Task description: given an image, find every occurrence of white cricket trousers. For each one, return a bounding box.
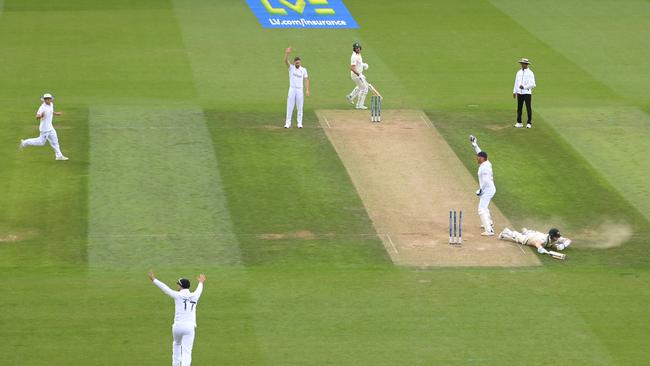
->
[478,189,495,231]
[22,129,63,157]
[349,74,369,108]
[172,323,195,366]
[285,87,304,127]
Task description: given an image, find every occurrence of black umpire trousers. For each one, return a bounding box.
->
[516,94,532,124]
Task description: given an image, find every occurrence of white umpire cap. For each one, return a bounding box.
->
[518,58,531,64]
[40,93,54,101]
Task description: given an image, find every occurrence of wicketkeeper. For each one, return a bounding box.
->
[469,135,496,236]
[499,227,572,256]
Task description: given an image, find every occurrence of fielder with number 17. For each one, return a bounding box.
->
[149,270,206,366]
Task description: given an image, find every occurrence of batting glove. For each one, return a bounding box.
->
[475,188,482,196]
[469,135,477,144]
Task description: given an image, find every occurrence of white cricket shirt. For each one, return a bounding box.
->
[153,279,204,326]
[36,103,55,132]
[478,161,496,193]
[472,143,496,194]
[513,69,536,94]
[288,64,308,89]
[350,52,363,77]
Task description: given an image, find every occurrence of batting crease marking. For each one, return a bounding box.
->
[322,114,332,128]
[385,233,399,254]
[513,243,526,254]
[419,112,433,128]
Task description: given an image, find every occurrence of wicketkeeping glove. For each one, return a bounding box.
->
[469,135,477,144]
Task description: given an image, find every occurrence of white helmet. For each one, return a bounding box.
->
[40,93,54,101]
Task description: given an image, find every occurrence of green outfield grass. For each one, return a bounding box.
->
[0,1,648,365]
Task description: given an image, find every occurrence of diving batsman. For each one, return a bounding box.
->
[499,227,572,259]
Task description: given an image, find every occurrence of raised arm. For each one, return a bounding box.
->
[469,135,481,154]
[284,47,292,68]
[193,274,206,300]
[148,269,178,298]
[153,279,177,298]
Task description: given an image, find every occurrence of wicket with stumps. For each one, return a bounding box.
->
[449,209,463,244]
[371,95,381,122]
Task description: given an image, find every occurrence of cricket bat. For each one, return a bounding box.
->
[367,83,382,99]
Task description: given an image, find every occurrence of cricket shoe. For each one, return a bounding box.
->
[346,94,355,105]
[19,139,25,150]
[481,231,495,236]
[498,228,512,240]
[526,123,532,129]
[356,106,368,110]
[514,123,524,128]
[284,124,290,129]
[56,155,69,161]
[297,125,303,129]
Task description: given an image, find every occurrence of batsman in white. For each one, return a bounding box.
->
[19,93,68,160]
[346,42,369,110]
[469,135,496,235]
[499,227,571,256]
[283,47,310,129]
[149,269,206,366]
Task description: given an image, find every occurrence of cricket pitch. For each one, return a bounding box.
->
[317,109,540,267]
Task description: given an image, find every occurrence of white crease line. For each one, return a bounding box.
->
[419,112,433,128]
[96,126,191,130]
[88,233,383,239]
[513,243,526,254]
[385,233,399,254]
[322,115,332,128]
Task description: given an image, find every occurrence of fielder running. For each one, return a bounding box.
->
[149,270,206,366]
[499,227,571,257]
[469,135,496,235]
[346,42,370,110]
[19,93,68,160]
[284,47,310,129]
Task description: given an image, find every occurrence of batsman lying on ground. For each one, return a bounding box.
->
[499,227,571,258]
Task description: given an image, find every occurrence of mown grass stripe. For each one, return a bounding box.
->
[538,106,650,221]
[88,106,241,267]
